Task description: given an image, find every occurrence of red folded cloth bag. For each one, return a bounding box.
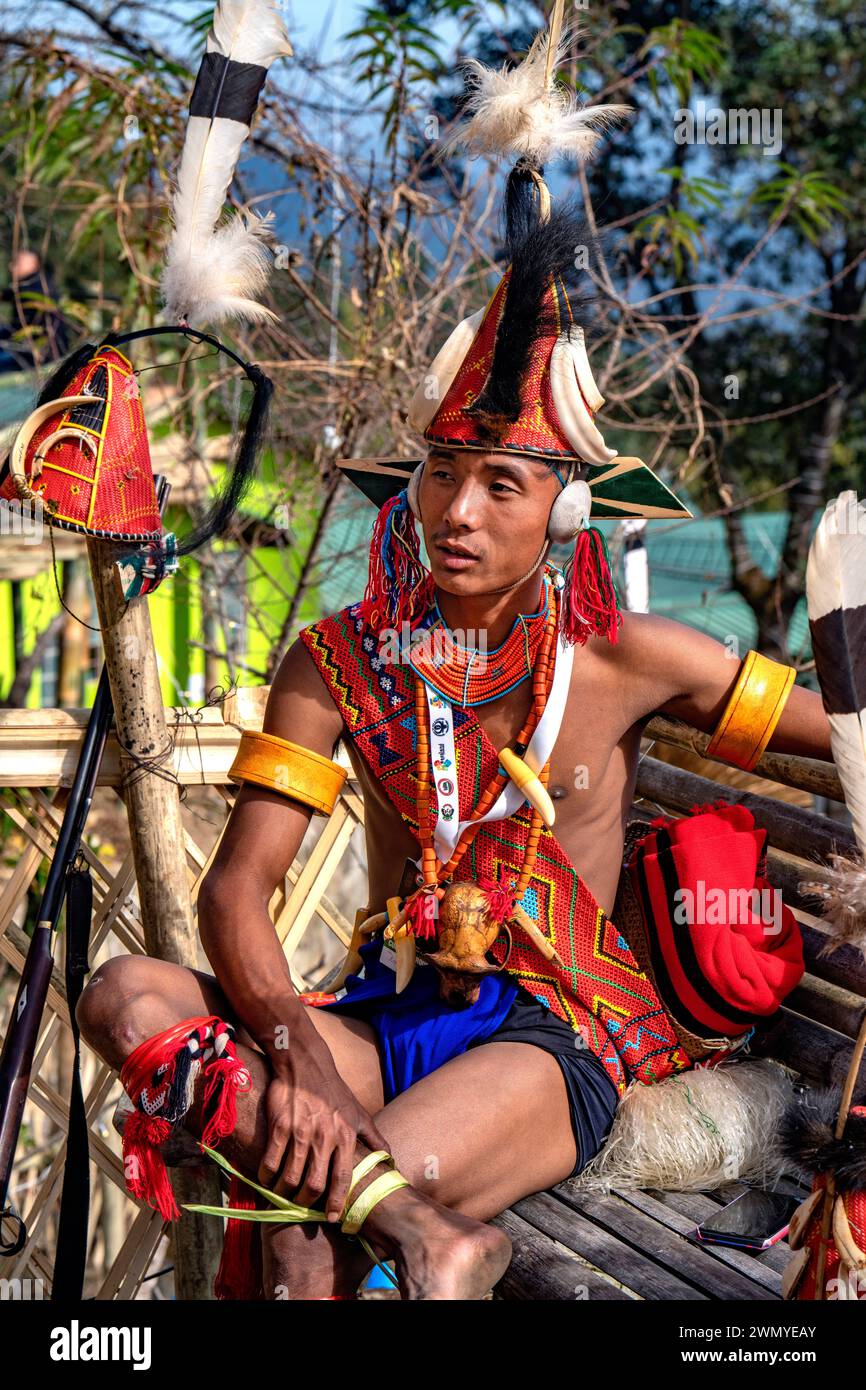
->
[626,800,805,1039]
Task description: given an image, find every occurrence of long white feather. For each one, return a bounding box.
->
[441,26,631,166]
[162,0,292,327]
[804,490,866,951]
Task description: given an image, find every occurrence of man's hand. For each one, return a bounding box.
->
[260,1033,389,1223]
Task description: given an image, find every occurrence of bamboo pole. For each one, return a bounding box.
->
[86,536,223,1299]
[644,713,844,803]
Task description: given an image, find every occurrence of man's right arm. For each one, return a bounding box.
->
[197,637,385,1220]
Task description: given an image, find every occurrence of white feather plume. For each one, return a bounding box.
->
[441,26,631,166]
[162,0,292,327]
[805,490,866,950]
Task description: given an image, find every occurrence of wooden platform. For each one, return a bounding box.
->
[493,1175,811,1301]
[488,718,860,1301]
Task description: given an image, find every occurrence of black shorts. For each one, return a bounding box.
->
[466,985,620,1179]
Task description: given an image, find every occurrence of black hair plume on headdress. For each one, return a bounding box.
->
[466,161,597,442]
[34,342,99,408]
[175,363,273,556]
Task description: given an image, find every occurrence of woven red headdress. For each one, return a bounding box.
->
[336,30,691,642]
[0,345,162,542]
[0,327,272,596]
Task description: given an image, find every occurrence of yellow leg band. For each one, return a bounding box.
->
[185,1144,406,1290]
[341,1170,411,1237]
[705,649,796,771]
[343,1148,393,1198]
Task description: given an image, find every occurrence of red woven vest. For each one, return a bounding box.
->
[300,603,692,1098]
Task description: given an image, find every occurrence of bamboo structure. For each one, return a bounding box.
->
[86,537,225,1297]
[0,689,361,1297]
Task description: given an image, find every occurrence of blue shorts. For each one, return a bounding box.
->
[312,938,619,1179]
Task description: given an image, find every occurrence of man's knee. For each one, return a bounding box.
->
[76,955,172,1069]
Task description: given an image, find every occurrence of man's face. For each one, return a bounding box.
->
[418,446,560,595]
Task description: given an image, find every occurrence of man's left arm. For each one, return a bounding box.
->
[616,612,833,762]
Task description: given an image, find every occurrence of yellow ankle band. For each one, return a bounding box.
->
[228,729,347,815]
[341,1170,411,1237]
[705,650,796,771]
[343,1149,393,1206]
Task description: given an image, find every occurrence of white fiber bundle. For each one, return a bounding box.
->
[571,1059,794,1195]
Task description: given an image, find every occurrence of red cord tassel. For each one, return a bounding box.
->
[201,1057,251,1148]
[478,877,515,925]
[214,1175,265,1301]
[561,526,622,646]
[121,1111,180,1222]
[405,890,438,940]
[358,492,435,633]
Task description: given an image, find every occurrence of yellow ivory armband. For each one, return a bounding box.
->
[228,730,347,815]
[705,649,797,771]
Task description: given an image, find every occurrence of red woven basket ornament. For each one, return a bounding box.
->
[0,346,162,542]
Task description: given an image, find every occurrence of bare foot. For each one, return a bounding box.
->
[262,1222,372,1300]
[364,1187,512,1300]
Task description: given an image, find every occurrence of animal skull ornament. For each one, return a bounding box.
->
[423,880,514,1007]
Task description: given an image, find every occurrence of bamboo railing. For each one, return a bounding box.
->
[0,688,364,1299]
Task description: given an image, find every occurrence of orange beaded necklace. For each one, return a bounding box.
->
[406,581,552,706]
[409,578,560,922]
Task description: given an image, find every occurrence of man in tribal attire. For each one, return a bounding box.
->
[76,34,834,1301]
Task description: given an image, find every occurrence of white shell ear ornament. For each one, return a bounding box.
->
[547,477,592,543]
[407,461,424,522]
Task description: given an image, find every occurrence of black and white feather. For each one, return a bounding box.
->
[441,26,631,166]
[801,491,866,952]
[779,1085,866,1192]
[162,0,292,327]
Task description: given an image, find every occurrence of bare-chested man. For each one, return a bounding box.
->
[77,443,834,1300]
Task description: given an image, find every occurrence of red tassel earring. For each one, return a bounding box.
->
[358,489,435,633]
[560,524,623,646]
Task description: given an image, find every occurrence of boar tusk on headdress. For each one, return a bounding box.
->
[161,0,293,327]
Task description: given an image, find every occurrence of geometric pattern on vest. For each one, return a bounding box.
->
[300,603,692,1097]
